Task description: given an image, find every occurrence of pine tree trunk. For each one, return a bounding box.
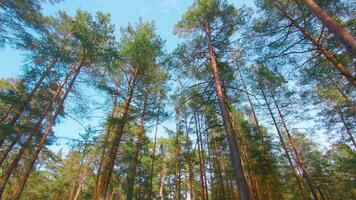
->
[184,116,194,200]
[260,86,311,200]
[284,14,355,86]
[95,93,118,192]
[270,92,323,200]
[302,0,356,55]
[174,112,181,200]
[94,68,138,200]
[0,62,78,199]
[149,114,160,200]
[0,58,57,146]
[204,19,251,200]
[195,115,206,200]
[9,64,82,200]
[0,113,33,166]
[238,68,284,200]
[158,167,167,200]
[126,94,148,200]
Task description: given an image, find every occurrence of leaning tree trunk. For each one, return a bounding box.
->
[302,0,356,55]
[126,94,148,200]
[95,93,118,190]
[0,58,57,146]
[260,85,311,200]
[10,64,82,200]
[204,19,251,200]
[0,62,78,199]
[0,112,33,166]
[270,92,324,200]
[238,68,284,200]
[94,68,137,200]
[283,13,356,86]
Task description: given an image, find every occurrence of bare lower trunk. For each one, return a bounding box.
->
[302,0,356,55]
[204,19,250,200]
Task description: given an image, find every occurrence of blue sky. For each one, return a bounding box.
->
[0,0,330,153]
[0,0,255,152]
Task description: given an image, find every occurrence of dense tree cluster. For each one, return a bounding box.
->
[0,0,354,199]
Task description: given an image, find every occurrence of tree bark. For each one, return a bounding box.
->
[204,19,251,200]
[149,111,160,199]
[9,64,82,200]
[260,85,311,200]
[270,92,323,200]
[238,68,284,200]
[302,0,356,55]
[94,68,138,200]
[0,62,78,199]
[284,14,356,86]
[94,93,118,192]
[126,93,148,200]
[195,115,206,200]
[0,58,57,146]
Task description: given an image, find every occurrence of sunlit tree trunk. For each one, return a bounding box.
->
[0,62,78,199]
[174,112,182,200]
[302,0,356,55]
[95,92,118,191]
[9,64,82,200]
[282,13,355,86]
[238,68,284,199]
[270,92,323,200]
[260,85,311,200]
[204,19,251,200]
[95,68,138,200]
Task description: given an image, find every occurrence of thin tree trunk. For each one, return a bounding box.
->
[260,85,311,200]
[0,58,57,146]
[69,137,90,200]
[126,94,148,200]
[270,92,323,200]
[184,115,194,200]
[174,112,181,200]
[337,108,356,148]
[238,68,284,200]
[0,62,77,199]
[196,115,209,200]
[204,19,251,200]
[158,167,167,200]
[283,13,356,86]
[9,64,82,200]
[302,0,356,55]
[195,115,206,200]
[94,68,138,200]
[149,114,160,200]
[0,113,33,166]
